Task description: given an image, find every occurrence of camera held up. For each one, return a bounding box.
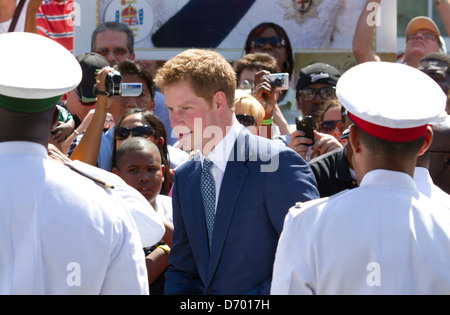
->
[263,72,289,90]
[94,70,143,97]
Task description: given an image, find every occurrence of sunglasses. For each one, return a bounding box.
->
[298,86,336,102]
[236,114,256,127]
[250,36,286,50]
[407,31,437,41]
[115,125,154,141]
[320,120,343,134]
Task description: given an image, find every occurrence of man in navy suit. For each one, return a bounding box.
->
[154,49,319,295]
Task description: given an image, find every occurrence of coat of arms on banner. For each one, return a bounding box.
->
[278,0,323,24]
[103,0,153,43]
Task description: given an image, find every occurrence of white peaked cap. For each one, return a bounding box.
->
[0,32,81,112]
[336,62,447,142]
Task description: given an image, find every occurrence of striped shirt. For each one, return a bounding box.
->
[36,0,74,53]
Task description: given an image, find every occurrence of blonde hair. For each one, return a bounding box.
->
[234,94,265,127]
[154,49,236,109]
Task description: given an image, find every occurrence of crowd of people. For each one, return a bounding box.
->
[0,0,450,295]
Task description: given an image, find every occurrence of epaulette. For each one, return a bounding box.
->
[293,189,350,211]
[65,163,115,190]
[292,196,329,211]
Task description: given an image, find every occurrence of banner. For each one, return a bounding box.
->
[98,0,368,51]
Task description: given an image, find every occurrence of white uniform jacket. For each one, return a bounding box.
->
[0,142,150,294]
[69,160,166,248]
[271,169,450,295]
[414,166,450,207]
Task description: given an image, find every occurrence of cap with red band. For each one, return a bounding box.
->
[336,61,447,142]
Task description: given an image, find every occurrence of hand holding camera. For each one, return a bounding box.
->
[252,70,281,118]
[94,67,143,98]
[262,73,289,91]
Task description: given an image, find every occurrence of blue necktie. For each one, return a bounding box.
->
[201,158,215,249]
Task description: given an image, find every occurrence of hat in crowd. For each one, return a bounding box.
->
[296,62,341,94]
[0,32,81,113]
[336,61,447,142]
[406,16,447,53]
[76,52,109,104]
[406,16,441,41]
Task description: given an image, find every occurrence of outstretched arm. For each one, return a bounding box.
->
[24,0,43,33]
[435,0,450,38]
[69,67,113,166]
[352,0,382,64]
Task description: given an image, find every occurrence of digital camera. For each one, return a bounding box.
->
[263,72,289,90]
[105,70,143,97]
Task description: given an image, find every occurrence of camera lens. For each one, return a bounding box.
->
[111,74,122,84]
[274,78,284,87]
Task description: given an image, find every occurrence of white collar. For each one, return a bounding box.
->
[0,141,48,159]
[413,166,432,182]
[201,120,243,173]
[360,169,418,191]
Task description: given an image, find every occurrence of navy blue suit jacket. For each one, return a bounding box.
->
[165,128,319,295]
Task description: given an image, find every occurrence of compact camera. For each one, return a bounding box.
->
[263,72,289,90]
[105,70,143,97]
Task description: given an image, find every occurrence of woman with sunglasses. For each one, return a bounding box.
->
[315,99,346,146]
[114,108,189,195]
[244,22,298,126]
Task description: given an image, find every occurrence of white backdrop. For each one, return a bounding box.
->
[75,0,397,60]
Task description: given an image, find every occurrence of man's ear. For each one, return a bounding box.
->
[150,98,156,111]
[418,125,433,156]
[112,167,119,175]
[50,106,60,131]
[212,91,227,112]
[348,124,362,154]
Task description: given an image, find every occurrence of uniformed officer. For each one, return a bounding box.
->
[271,61,450,295]
[0,32,155,294]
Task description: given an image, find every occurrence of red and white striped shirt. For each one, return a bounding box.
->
[36,0,74,53]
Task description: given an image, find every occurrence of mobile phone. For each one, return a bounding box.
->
[295,116,315,146]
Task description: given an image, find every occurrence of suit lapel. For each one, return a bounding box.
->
[207,130,251,282]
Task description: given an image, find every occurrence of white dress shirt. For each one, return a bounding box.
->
[199,120,243,212]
